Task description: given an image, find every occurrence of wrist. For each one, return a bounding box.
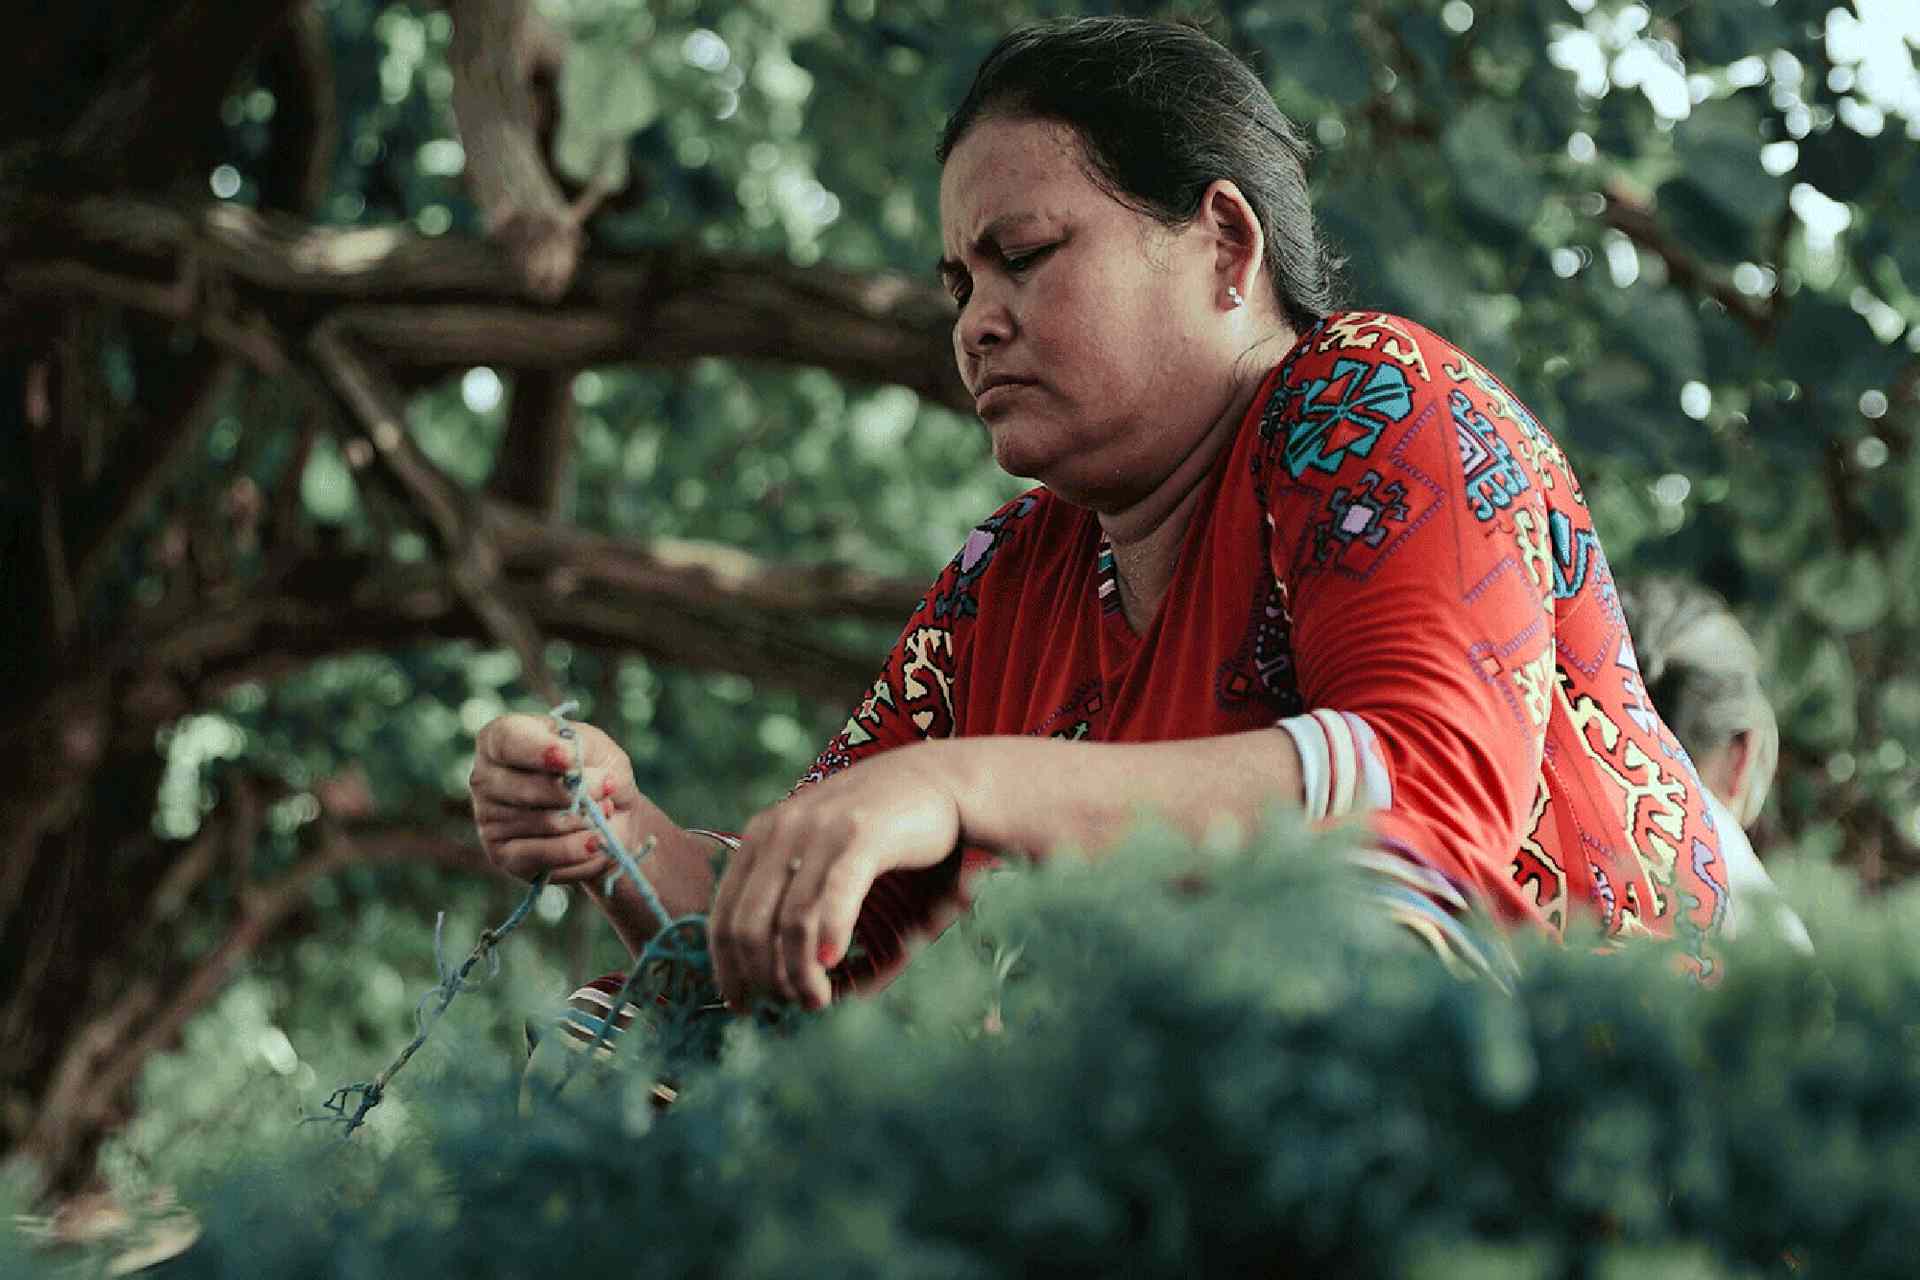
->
[919,737,979,828]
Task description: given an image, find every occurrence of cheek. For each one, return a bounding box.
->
[1054,277,1168,396]
[1029,270,1125,379]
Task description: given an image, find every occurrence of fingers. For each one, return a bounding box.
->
[485,827,614,883]
[470,763,621,815]
[477,712,577,772]
[470,712,638,884]
[711,810,879,1013]
[472,799,592,840]
[779,843,872,1011]
[471,715,631,805]
[535,852,616,885]
[709,827,790,1012]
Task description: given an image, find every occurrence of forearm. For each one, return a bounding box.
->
[580,790,717,959]
[930,728,1305,860]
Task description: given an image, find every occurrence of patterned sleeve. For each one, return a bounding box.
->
[793,490,1042,789]
[788,490,1045,987]
[1252,313,1562,950]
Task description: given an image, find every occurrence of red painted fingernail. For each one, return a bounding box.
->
[585,836,602,853]
[543,744,569,771]
[817,942,841,968]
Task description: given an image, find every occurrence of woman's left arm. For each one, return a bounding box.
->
[708,729,1304,1010]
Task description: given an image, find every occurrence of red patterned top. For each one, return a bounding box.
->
[802,312,1729,984]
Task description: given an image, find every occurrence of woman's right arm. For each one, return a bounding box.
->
[468,712,716,957]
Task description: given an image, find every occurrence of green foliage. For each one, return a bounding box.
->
[21,817,1920,1276]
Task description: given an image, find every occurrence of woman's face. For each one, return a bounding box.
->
[938,117,1236,509]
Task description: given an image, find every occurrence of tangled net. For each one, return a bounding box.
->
[314,701,756,1135]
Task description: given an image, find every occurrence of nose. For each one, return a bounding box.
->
[955,289,1013,362]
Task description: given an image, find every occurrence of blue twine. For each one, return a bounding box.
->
[548,699,673,934]
[542,703,748,1092]
[314,700,783,1131]
[314,868,548,1137]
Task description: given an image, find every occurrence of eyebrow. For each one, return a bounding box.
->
[936,211,1047,284]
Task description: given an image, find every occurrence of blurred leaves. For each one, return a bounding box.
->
[1443,100,1548,242]
[1793,548,1890,635]
[1669,96,1784,234]
[554,43,658,189]
[30,821,1920,1277]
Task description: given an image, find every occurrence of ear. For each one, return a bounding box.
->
[1195,179,1265,308]
[1720,729,1759,826]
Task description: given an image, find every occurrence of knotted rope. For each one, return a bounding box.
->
[315,701,738,1134]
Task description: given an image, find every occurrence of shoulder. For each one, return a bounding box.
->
[1263,311,1506,401]
[946,486,1057,580]
[921,485,1063,626]
[1267,310,1520,395]
[1267,311,1452,392]
[1253,311,1457,484]
[1255,310,1560,486]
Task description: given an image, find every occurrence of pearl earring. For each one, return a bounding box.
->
[1226,284,1245,309]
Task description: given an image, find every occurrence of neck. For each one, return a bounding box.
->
[1098,339,1288,629]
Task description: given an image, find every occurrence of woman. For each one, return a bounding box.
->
[1618,575,1810,950]
[468,17,1728,1015]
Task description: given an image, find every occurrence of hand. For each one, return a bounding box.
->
[468,712,642,884]
[709,742,965,1012]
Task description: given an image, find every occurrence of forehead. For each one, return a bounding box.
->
[938,117,1106,244]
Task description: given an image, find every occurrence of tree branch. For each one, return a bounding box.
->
[60,5,342,599]
[490,369,576,512]
[449,0,586,300]
[308,323,563,705]
[23,359,79,646]
[20,807,496,1194]
[54,307,109,485]
[7,495,919,759]
[69,355,238,599]
[140,542,903,706]
[0,196,968,410]
[1600,179,1775,342]
[253,3,339,218]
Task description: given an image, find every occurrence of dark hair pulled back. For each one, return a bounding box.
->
[937,16,1344,334]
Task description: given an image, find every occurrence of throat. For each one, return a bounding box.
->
[1091,356,1277,634]
[1102,486,1206,634]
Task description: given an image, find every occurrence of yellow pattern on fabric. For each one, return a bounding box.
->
[1513,650,1554,729]
[841,676,896,747]
[1512,507,1553,608]
[1555,672,1686,920]
[1512,775,1567,932]
[900,627,955,735]
[1318,312,1432,382]
[1614,903,1658,940]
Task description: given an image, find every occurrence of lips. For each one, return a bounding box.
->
[973,374,1038,404]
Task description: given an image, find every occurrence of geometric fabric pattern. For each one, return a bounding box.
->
[792,310,1727,983]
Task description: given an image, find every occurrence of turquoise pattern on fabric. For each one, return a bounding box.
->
[1282,357,1414,478]
[1449,389,1530,521]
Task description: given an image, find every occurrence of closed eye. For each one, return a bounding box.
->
[941,243,1057,313]
[1003,244,1056,274]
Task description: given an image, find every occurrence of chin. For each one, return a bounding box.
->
[986,424,1053,483]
